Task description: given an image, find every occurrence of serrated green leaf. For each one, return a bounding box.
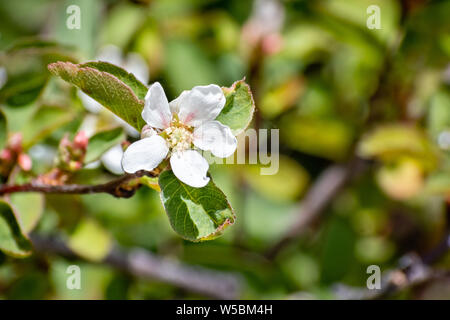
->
[0,200,32,258]
[216,79,255,135]
[85,127,124,163]
[48,61,146,130]
[9,193,44,234]
[158,170,235,241]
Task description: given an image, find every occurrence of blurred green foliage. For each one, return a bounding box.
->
[0,0,449,300]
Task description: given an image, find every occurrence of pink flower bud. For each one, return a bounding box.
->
[0,149,13,161]
[9,133,23,153]
[74,131,88,149]
[18,153,32,171]
[262,33,283,55]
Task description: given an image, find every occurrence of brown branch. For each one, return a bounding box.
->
[0,170,158,198]
[30,234,242,300]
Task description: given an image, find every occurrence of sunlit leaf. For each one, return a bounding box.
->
[358,124,437,170]
[48,61,146,130]
[281,115,354,160]
[158,170,235,241]
[68,218,112,261]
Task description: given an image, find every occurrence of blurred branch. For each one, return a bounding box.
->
[333,233,450,300]
[266,157,368,258]
[0,170,157,198]
[30,234,243,300]
[334,205,450,299]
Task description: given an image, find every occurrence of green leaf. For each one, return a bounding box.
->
[68,218,112,261]
[85,127,124,163]
[22,105,74,149]
[81,62,148,100]
[0,200,32,258]
[158,170,235,241]
[0,110,7,151]
[48,61,146,130]
[0,39,77,107]
[216,79,255,135]
[280,115,354,160]
[357,124,437,170]
[9,193,44,234]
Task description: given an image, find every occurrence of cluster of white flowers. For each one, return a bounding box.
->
[122,82,237,188]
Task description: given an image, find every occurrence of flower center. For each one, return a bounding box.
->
[164,125,193,152]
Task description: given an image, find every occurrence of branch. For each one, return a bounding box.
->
[0,170,157,198]
[30,234,243,300]
[334,204,450,300]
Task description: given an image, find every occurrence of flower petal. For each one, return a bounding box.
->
[176,84,226,127]
[170,150,210,188]
[142,82,172,129]
[193,121,237,158]
[123,52,149,84]
[101,144,124,175]
[168,90,188,115]
[78,90,103,113]
[122,135,168,173]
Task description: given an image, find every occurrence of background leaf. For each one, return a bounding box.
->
[0,200,32,257]
[85,127,124,163]
[9,193,44,234]
[159,170,235,241]
[68,218,112,261]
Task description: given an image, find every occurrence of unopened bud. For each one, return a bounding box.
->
[9,133,23,153]
[18,153,32,171]
[74,131,88,149]
[0,149,13,161]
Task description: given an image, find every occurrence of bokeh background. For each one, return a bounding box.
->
[0,0,449,299]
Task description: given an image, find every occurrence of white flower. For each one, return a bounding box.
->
[121,82,237,188]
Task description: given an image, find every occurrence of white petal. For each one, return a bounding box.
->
[111,113,140,138]
[97,45,123,66]
[142,82,172,129]
[170,150,210,188]
[122,135,168,173]
[176,84,226,127]
[193,121,237,158]
[168,90,189,115]
[78,90,103,113]
[101,144,125,175]
[124,52,149,84]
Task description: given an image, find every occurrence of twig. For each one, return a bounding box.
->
[30,234,243,300]
[0,170,157,198]
[334,205,450,300]
[266,157,367,258]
